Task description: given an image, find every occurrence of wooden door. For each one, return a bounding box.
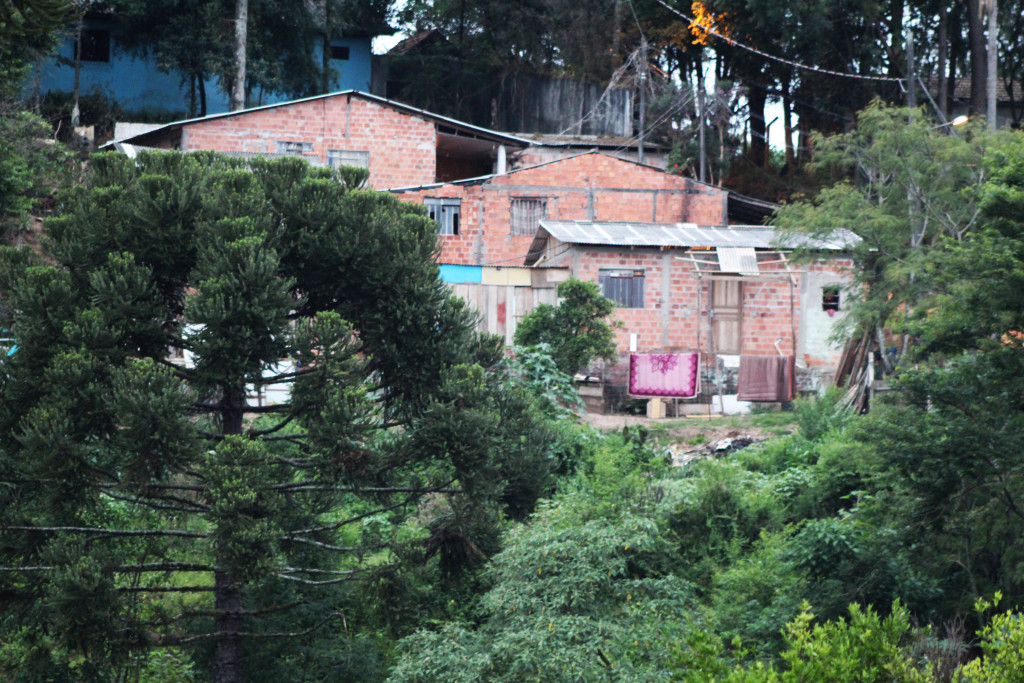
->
[711,279,742,354]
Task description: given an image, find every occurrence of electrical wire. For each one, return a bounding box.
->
[652,0,903,84]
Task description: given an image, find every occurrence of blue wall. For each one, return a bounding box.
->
[439,265,483,284]
[29,18,373,118]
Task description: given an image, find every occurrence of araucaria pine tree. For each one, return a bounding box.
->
[0,152,553,682]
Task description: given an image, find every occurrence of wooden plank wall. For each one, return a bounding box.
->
[449,283,558,344]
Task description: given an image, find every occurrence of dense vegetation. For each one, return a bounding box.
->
[5,127,1024,680]
[5,4,1024,681]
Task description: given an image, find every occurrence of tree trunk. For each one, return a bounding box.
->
[888,0,904,78]
[783,86,794,174]
[72,11,82,127]
[968,0,986,115]
[321,0,331,94]
[199,72,208,117]
[987,0,998,128]
[231,0,249,111]
[938,8,948,117]
[612,0,623,64]
[747,81,768,168]
[213,566,243,683]
[213,384,247,682]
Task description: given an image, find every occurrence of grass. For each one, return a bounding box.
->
[643,410,798,435]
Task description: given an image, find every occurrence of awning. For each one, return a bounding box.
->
[716,247,759,275]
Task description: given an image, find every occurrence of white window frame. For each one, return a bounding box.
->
[425,198,461,236]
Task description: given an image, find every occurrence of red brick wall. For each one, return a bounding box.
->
[563,248,852,364]
[177,96,438,190]
[393,154,729,267]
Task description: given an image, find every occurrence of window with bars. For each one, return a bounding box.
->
[510,197,547,236]
[425,198,461,235]
[599,269,644,308]
[275,140,314,155]
[328,149,369,169]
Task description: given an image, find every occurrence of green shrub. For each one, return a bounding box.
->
[793,386,850,441]
[956,594,1024,682]
[724,601,930,682]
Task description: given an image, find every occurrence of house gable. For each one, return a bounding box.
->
[393,153,730,267]
[111,92,528,190]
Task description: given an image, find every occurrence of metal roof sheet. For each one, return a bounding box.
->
[717,247,759,275]
[536,220,859,250]
[102,90,532,149]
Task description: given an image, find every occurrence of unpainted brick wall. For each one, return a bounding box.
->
[175,96,438,190]
[394,154,729,267]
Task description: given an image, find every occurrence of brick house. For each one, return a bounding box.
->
[524,221,859,404]
[390,152,729,267]
[108,91,531,189]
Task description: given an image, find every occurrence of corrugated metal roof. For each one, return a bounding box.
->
[536,220,859,249]
[102,90,532,149]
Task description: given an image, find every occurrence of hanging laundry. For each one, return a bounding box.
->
[737,355,796,402]
[629,353,700,398]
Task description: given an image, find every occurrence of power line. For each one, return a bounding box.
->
[653,0,903,84]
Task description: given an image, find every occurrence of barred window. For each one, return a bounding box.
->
[328,149,369,169]
[510,197,547,236]
[275,140,314,155]
[599,269,644,308]
[425,198,461,235]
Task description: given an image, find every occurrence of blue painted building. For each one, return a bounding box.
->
[29,13,374,119]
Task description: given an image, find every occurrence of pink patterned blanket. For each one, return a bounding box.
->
[629,353,700,398]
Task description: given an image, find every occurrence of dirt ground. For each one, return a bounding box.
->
[580,410,795,466]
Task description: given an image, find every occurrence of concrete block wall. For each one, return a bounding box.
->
[176,96,438,190]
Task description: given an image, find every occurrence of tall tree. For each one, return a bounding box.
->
[774,102,992,373]
[0,152,555,681]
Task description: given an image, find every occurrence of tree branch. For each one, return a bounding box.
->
[3,525,207,538]
[161,612,339,645]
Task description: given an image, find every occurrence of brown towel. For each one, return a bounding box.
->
[737,356,795,402]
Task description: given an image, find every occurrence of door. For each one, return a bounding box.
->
[711,279,742,354]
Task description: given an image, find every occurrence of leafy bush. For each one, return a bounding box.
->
[793,386,850,441]
[513,277,617,375]
[724,601,930,682]
[0,111,75,234]
[956,594,1024,682]
[670,461,785,587]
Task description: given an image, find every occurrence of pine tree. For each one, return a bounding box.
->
[0,151,551,682]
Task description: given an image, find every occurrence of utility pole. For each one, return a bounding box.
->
[697,54,706,183]
[638,38,647,165]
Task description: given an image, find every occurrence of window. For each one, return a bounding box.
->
[599,269,644,308]
[328,149,369,170]
[425,198,461,235]
[78,29,110,63]
[822,286,841,314]
[275,140,314,155]
[330,45,350,60]
[510,197,547,236]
